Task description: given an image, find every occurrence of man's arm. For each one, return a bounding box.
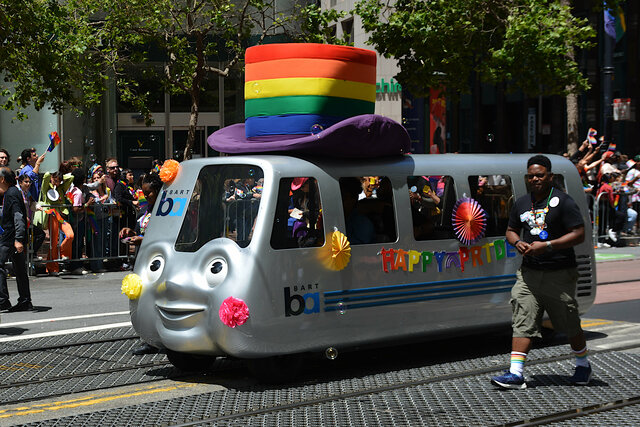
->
[506,226,527,255]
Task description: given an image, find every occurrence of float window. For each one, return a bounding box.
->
[468,175,514,237]
[175,165,264,252]
[271,177,325,249]
[407,175,456,241]
[338,176,396,245]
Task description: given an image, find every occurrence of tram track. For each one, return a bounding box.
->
[169,341,640,426]
[507,396,640,426]
[0,334,139,356]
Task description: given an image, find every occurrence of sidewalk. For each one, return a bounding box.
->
[594,244,640,262]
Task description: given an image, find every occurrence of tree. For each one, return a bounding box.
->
[70,0,304,160]
[355,0,595,99]
[0,0,104,119]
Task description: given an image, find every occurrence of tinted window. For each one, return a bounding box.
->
[407,175,456,240]
[338,176,396,245]
[175,165,263,252]
[271,177,324,249]
[468,175,514,237]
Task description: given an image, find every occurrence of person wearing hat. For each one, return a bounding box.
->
[33,162,75,274]
[600,151,621,177]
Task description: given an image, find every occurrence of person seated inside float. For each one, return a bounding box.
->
[339,177,375,245]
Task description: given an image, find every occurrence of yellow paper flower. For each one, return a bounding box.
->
[121,274,143,300]
[325,229,351,271]
[159,159,180,183]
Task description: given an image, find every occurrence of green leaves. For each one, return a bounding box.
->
[0,0,106,117]
[355,0,596,98]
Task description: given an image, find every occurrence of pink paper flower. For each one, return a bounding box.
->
[219,296,250,328]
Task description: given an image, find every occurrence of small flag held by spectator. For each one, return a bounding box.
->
[587,128,598,145]
[135,189,148,210]
[608,143,617,152]
[48,131,61,152]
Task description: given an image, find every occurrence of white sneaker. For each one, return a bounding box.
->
[608,229,618,242]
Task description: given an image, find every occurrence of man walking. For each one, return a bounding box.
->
[0,167,33,312]
[491,154,590,389]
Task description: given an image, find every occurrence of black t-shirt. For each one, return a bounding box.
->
[508,188,583,270]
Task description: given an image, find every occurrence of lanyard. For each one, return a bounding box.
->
[529,188,554,239]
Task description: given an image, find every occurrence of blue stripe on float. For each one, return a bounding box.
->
[324,286,514,312]
[323,274,516,297]
[323,279,515,304]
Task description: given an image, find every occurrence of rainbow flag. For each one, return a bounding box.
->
[608,143,617,152]
[135,189,148,209]
[47,131,61,152]
[44,208,64,223]
[605,8,626,43]
[587,128,597,145]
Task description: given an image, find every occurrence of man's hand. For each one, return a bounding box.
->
[523,241,548,256]
[513,240,530,255]
[14,241,24,253]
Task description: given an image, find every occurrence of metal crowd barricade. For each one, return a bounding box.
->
[27,202,134,275]
[584,193,597,246]
[223,199,260,245]
[591,189,636,245]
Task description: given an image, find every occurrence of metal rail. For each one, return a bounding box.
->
[0,335,139,356]
[508,397,640,426]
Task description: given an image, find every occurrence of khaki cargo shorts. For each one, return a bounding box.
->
[511,266,583,338]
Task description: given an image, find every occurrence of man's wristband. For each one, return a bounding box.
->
[514,239,522,246]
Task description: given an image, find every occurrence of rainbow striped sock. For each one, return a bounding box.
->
[573,346,589,367]
[509,351,527,377]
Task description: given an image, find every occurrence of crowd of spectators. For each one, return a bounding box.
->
[0,147,165,275]
[564,137,640,245]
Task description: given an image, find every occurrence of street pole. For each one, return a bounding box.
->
[602,19,615,144]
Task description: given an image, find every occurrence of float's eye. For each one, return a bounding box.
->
[147,255,164,282]
[211,261,223,274]
[205,258,227,287]
[150,260,162,271]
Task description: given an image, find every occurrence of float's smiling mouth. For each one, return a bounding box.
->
[156,303,205,322]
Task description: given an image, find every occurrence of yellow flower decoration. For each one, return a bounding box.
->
[323,229,351,271]
[159,159,180,183]
[121,274,143,300]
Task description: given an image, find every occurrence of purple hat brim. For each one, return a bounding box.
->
[207,114,411,158]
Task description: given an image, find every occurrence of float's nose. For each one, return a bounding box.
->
[121,274,143,300]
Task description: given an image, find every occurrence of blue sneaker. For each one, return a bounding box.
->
[491,371,527,390]
[570,364,592,385]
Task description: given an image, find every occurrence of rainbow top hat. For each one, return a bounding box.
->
[208,43,410,158]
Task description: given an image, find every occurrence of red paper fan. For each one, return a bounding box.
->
[452,197,487,246]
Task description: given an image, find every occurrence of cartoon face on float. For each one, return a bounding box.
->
[123,160,263,355]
